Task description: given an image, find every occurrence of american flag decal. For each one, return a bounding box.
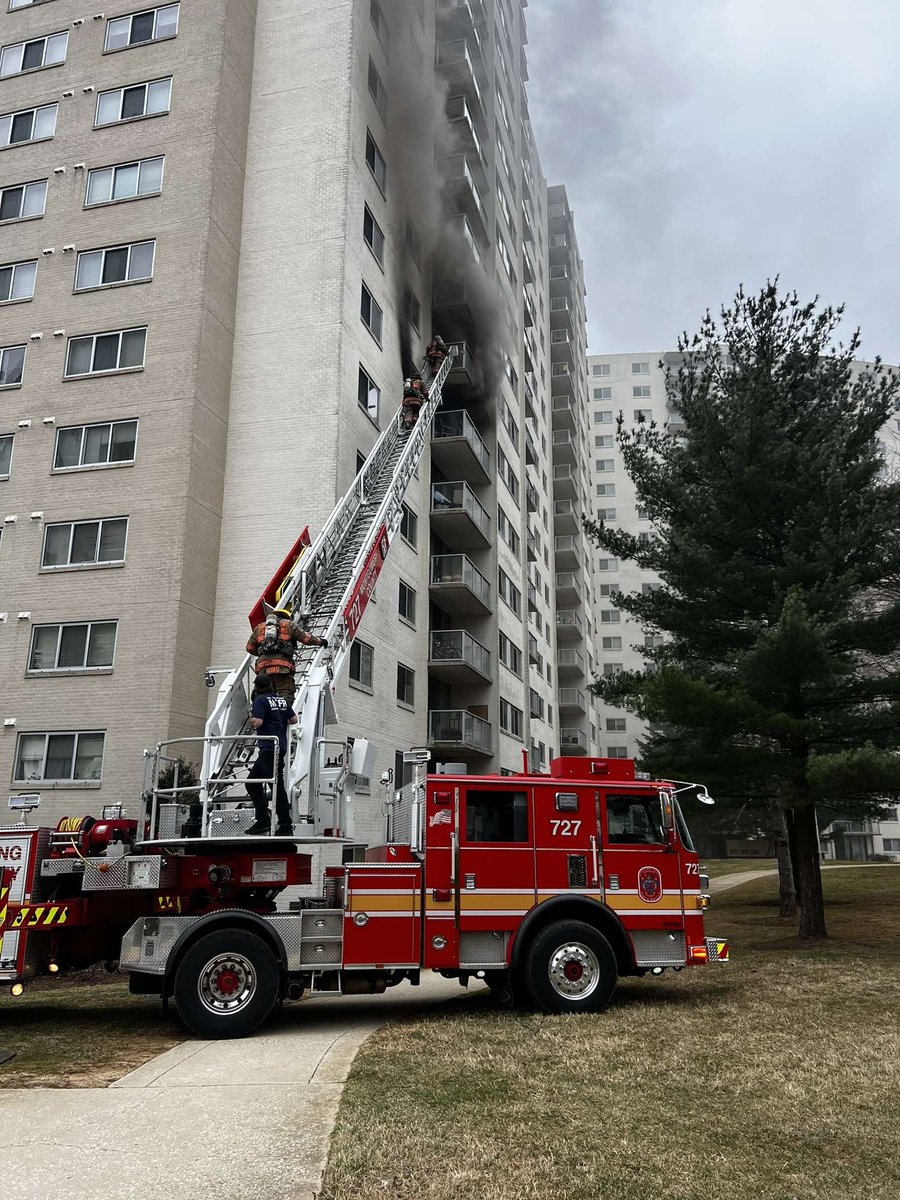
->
[429,809,452,827]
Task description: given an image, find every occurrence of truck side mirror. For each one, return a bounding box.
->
[660,792,676,849]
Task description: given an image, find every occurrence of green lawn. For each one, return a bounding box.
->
[0,976,182,1088]
[702,856,776,877]
[321,867,900,1200]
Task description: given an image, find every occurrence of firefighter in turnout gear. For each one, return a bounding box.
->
[425,335,449,374]
[245,674,298,836]
[246,606,328,701]
[402,372,428,429]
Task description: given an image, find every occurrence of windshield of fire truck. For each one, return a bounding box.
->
[673,798,696,852]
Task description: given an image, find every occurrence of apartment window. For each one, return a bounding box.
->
[499,700,524,739]
[396,663,415,707]
[355,450,366,476]
[28,622,117,673]
[65,327,146,377]
[637,506,649,520]
[602,663,623,676]
[529,689,544,720]
[501,402,520,446]
[599,583,621,596]
[602,637,622,650]
[499,633,522,676]
[363,205,385,266]
[360,284,383,343]
[601,609,621,624]
[85,156,164,206]
[400,503,417,547]
[1,31,68,77]
[14,731,105,783]
[497,449,519,504]
[367,58,386,115]
[606,718,626,732]
[594,410,613,424]
[403,286,421,332]
[597,558,618,571]
[405,217,421,266]
[0,344,25,388]
[75,240,155,292]
[633,386,651,399]
[95,78,172,126]
[0,434,12,478]
[365,130,386,193]
[398,580,416,625]
[0,178,47,222]
[358,365,380,421]
[595,459,614,472]
[593,387,611,400]
[592,363,611,376]
[42,517,128,568]
[1,102,57,148]
[0,260,36,303]
[642,582,663,595]
[596,508,616,520]
[883,838,900,852]
[105,4,179,52]
[497,506,520,555]
[634,410,652,424]
[498,568,521,615]
[349,640,374,690]
[370,0,390,49]
[54,420,137,470]
[645,634,665,649]
[607,746,629,759]
[632,362,650,375]
[596,484,615,497]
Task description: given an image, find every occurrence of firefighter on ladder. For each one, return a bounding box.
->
[246,606,328,702]
[401,372,428,429]
[425,334,449,375]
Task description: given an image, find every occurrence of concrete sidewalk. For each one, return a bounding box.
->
[710,861,899,895]
[0,973,469,1200]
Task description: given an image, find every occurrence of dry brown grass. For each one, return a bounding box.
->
[0,976,182,1088]
[321,868,900,1200]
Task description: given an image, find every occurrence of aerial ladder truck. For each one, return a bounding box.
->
[0,350,728,1038]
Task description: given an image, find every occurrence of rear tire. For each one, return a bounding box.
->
[173,929,280,1039]
[523,920,617,1014]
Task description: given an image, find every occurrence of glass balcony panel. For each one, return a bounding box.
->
[430,554,491,614]
[431,408,490,480]
[428,708,492,755]
[428,629,492,681]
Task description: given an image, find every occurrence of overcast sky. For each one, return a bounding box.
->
[526,0,900,361]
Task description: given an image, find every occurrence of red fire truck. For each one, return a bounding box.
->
[0,352,727,1037]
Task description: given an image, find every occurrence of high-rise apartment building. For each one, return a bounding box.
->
[2,0,594,849]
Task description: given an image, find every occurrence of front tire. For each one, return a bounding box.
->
[523,920,617,1014]
[173,929,280,1038]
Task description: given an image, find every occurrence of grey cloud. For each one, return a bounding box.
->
[527,0,900,360]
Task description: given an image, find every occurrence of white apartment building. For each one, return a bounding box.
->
[1,0,594,849]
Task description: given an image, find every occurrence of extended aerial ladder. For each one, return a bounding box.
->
[141,350,455,844]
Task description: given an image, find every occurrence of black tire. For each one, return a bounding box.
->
[523,920,617,1014]
[173,929,280,1039]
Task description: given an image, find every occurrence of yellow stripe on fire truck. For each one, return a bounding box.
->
[9,905,70,928]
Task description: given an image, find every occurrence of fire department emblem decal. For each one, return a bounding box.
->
[638,866,663,904]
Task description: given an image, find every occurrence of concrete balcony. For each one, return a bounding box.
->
[436,39,485,107]
[430,553,491,615]
[525,429,538,467]
[552,463,577,500]
[524,377,538,421]
[556,609,584,642]
[527,581,539,612]
[557,648,585,678]
[431,409,490,482]
[428,629,492,684]
[560,727,588,755]
[442,155,489,244]
[433,281,477,338]
[549,297,571,330]
[428,708,492,757]
[554,534,578,568]
[430,481,490,549]
[555,571,582,607]
[525,480,539,513]
[526,529,539,561]
[448,213,482,267]
[437,0,485,44]
[552,429,575,464]
[559,688,587,715]
[551,395,577,431]
[553,499,580,535]
[550,334,574,367]
[446,92,485,153]
[550,363,573,394]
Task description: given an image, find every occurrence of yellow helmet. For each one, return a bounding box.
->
[273,607,292,618]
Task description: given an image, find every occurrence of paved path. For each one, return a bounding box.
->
[710,861,899,894]
[0,973,470,1200]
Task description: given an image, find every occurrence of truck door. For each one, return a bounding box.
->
[602,789,686,964]
[455,783,536,970]
[532,784,602,902]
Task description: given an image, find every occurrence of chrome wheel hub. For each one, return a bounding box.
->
[198,953,256,1015]
[548,942,600,999]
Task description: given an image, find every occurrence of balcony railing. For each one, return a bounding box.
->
[432,409,490,479]
[559,688,587,713]
[428,709,492,754]
[557,648,585,676]
[428,629,492,679]
[560,727,588,753]
[430,480,490,544]
[430,553,491,611]
[556,609,584,638]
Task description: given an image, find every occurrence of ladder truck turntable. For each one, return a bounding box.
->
[0,351,728,1038]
